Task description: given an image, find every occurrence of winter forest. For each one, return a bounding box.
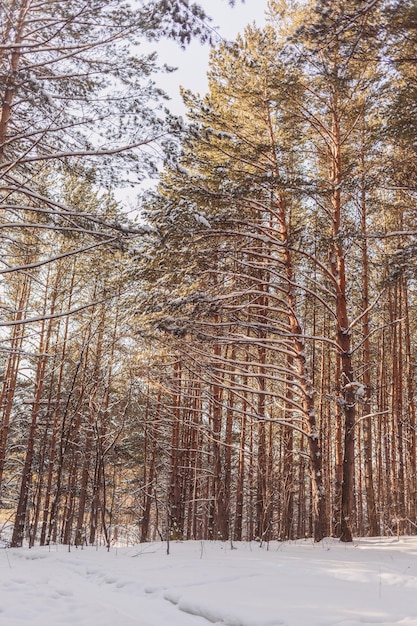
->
[0,0,416,551]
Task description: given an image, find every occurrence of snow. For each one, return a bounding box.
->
[194,213,211,228]
[1,537,417,625]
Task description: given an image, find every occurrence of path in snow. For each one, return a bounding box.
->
[1,537,417,625]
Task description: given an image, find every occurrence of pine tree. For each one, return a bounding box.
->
[139,21,332,541]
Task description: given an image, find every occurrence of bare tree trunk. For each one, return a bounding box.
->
[327,95,356,542]
[234,392,247,541]
[359,141,379,536]
[141,389,160,542]
[11,268,55,547]
[168,360,183,538]
[263,93,326,540]
[211,345,227,539]
[0,276,31,493]
[0,0,30,162]
[403,279,417,529]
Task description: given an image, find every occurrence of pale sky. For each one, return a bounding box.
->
[153,0,269,114]
[116,0,269,203]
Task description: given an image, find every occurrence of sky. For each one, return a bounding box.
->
[152,0,270,115]
[115,0,270,203]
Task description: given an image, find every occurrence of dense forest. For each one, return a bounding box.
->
[0,0,416,548]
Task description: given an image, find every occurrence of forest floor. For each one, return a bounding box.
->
[0,535,416,625]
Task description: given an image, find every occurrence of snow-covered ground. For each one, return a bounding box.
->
[1,536,417,625]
